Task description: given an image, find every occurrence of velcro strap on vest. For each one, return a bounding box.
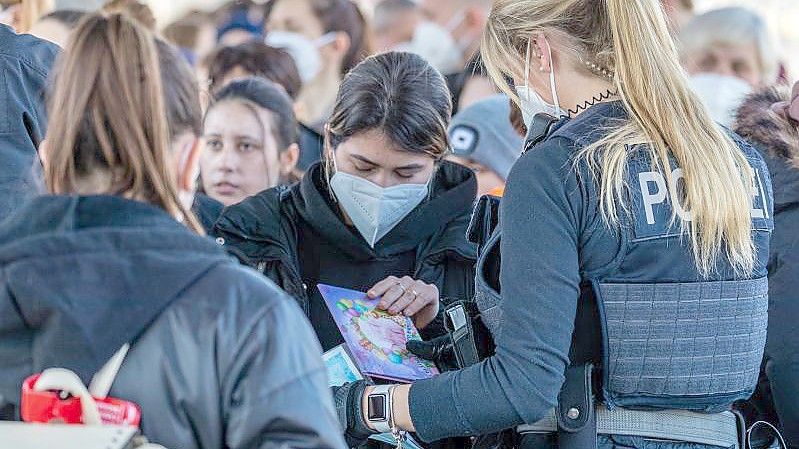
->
[518,408,740,449]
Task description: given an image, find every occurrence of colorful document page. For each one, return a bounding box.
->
[318,284,439,382]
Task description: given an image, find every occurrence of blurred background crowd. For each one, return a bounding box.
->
[3,0,794,202]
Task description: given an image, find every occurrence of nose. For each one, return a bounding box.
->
[711,62,736,79]
[371,170,396,189]
[217,146,238,173]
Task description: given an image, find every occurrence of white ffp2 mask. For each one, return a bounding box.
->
[329,163,429,248]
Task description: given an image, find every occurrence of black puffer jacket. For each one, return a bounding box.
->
[735,87,799,448]
[214,161,478,350]
[0,195,345,449]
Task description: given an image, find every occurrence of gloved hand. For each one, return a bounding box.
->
[407,334,458,371]
[332,380,375,447]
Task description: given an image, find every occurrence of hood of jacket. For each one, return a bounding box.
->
[735,87,799,212]
[0,195,230,384]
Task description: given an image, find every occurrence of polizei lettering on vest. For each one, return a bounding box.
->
[638,168,768,225]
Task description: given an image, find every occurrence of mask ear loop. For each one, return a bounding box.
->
[324,124,340,203]
[523,36,533,102]
[544,39,562,117]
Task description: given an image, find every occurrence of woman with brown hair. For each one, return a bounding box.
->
[266,0,370,130]
[0,13,344,449]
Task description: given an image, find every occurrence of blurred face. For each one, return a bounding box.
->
[201,101,283,206]
[374,9,419,51]
[267,0,325,40]
[29,18,72,47]
[685,42,762,87]
[447,155,504,197]
[332,129,436,189]
[418,0,459,30]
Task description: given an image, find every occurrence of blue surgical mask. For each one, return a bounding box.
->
[515,37,564,125]
[329,156,430,247]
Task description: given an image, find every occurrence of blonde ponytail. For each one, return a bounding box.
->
[597,0,754,276]
[482,0,757,277]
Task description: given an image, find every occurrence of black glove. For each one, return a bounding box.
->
[332,380,375,447]
[407,334,458,371]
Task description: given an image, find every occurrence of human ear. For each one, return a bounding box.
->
[176,135,203,192]
[280,143,300,176]
[321,31,351,68]
[531,33,553,73]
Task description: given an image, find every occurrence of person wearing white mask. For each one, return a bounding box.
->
[215,52,478,354]
[679,7,779,88]
[678,7,779,128]
[266,0,369,132]
[372,0,419,52]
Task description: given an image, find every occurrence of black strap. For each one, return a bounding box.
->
[556,364,597,449]
[444,301,495,368]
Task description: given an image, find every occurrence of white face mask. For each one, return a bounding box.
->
[329,156,430,248]
[688,72,752,128]
[515,37,564,125]
[265,31,338,83]
[393,12,467,75]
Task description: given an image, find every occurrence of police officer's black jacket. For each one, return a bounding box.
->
[215,161,478,350]
[0,195,346,449]
[735,88,799,448]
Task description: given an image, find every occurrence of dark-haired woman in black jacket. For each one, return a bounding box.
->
[215,51,477,351]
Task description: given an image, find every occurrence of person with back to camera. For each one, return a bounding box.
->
[0,13,345,449]
[334,1,775,448]
[214,51,477,358]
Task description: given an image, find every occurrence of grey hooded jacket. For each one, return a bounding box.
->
[0,195,346,449]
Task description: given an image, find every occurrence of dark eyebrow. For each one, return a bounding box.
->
[395,164,425,171]
[351,154,379,166]
[351,154,425,171]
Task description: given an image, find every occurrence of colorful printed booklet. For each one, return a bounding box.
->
[318,284,439,382]
[322,345,424,449]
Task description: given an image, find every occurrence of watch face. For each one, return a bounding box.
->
[367,393,387,421]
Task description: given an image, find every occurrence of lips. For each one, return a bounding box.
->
[212,181,240,196]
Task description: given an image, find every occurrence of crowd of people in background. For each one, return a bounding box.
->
[0,0,797,448]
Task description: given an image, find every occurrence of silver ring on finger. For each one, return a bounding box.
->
[410,289,420,298]
[396,282,407,293]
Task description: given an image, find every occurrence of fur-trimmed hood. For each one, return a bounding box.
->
[735,86,799,211]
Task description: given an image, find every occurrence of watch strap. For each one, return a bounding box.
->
[367,385,392,433]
